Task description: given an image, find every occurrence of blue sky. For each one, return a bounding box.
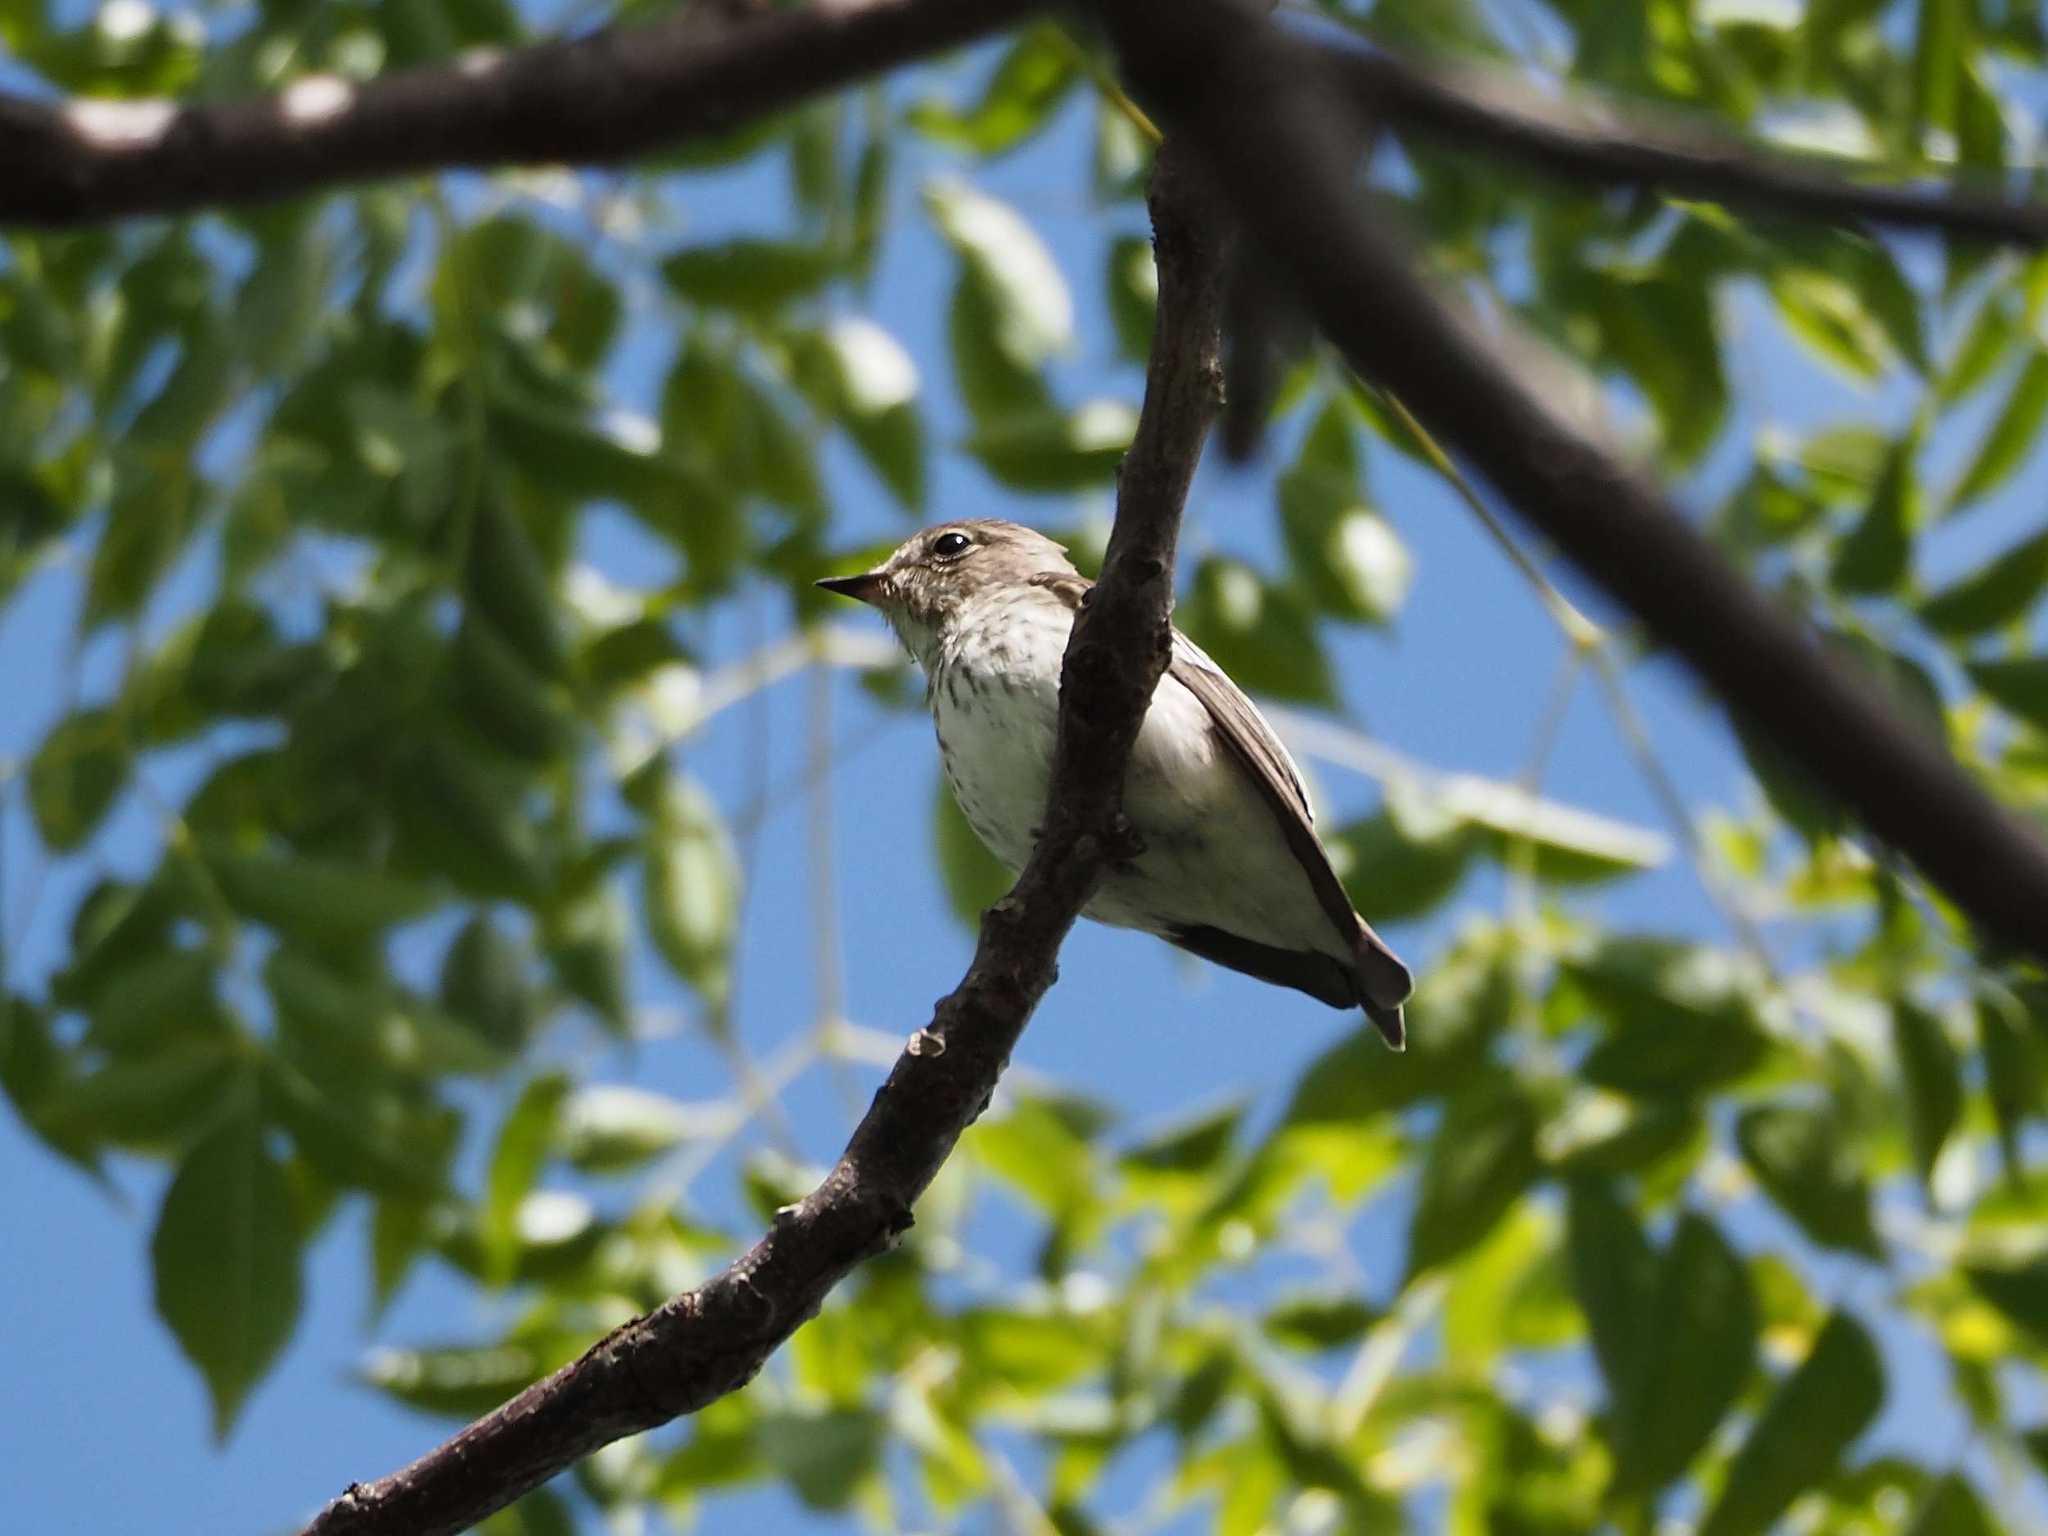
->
[3,25,2042,1536]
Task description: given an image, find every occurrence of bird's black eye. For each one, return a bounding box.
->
[931,531,973,559]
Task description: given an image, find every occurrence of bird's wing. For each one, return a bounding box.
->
[1166,630,1412,1017]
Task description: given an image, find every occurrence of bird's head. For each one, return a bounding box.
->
[816,520,1075,663]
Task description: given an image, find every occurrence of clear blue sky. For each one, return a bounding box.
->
[2,30,2036,1536]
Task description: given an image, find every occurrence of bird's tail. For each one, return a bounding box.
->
[1356,926,1413,1052]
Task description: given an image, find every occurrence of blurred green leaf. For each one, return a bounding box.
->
[1406,1074,1539,1277]
[965,400,1134,494]
[1567,939,1772,1098]
[206,846,440,950]
[1829,434,1917,595]
[758,1407,885,1510]
[363,1340,546,1421]
[1695,1310,1883,1536]
[1611,1211,1756,1498]
[905,26,1077,157]
[1949,352,2048,512]
[1904,1472,1996,1536]
[1920,526,2048,636]
[1565,1176,1655,1403]
[1177,557,1336,705]
[662,239,841,315]
[644,776,740,1005]
[1894,1002,1961,1193]
[151,1107,303,1438]
[28,708,128,852]
[483,1073,571,1287]
[1735,1102,1883,1257]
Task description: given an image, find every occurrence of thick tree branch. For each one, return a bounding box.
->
[1344,44,2048,247]
[6,0,2047,248]
[0,0,1041,226]
[1098,0,2048,960]
[295,144,1225,1536]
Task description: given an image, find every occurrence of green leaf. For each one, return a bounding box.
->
[1921,526,2048,636]
[558,1086,703,1174]
[1277,412,1410,625]
[933,771,1015,925]
[1964,654,2048,729]
[1106,234,1157,363]
[964,400,1134,494]
[1939,291,2016,405]
[1735,1102,1882,1257]
[362,1340,545,1420]
[1611,1211,1756,1497]
[1905,1473,1996,1536]
[483,1073,571,1287]
[465,497,567,680]
[1963,1258,2048,1348]
[1405,1075,1539,1277]
[904,26,1077,157]
[152,1109,303,1438]
[205,846,440,949]
[1567,939,1771,1098]
[1262,1293,1379,1350]
[644,776,740,1005]
[1829,434,1917,595]
[1910,0,1968,138]
[28,708,128,851]
[438,917,541,1054]
[1329,787,1479,925]
[758,1407,885,1510]
[1177,557,1336,705]
[37,1036,239,1153]
[662,239,841,315]
[1565,1176,1656,1403]
[1894,1002,1961,1192]
[1978,989,2041,1182]
[816,317,925,511]
[1950,352,2048,512]
[84,457,201,627]
[1771,271,1893,381]
[1695,1310,1884,1536]
[925,178,1071,369]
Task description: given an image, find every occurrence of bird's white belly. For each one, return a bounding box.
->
[932,659,1341,960]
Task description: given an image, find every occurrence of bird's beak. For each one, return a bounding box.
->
[815,570,887,605]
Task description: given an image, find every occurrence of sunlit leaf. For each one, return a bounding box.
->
[1949,352,2048,512]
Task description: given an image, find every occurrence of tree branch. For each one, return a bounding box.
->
[1098,0,2048,960]
[6,0,2045,247]
[1342,43,2048,247]
[0,0,1042,227]
[294,142,1225,1536]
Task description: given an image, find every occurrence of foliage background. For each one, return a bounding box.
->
[5,0,2048,1532]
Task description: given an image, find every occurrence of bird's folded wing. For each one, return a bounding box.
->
[1166,632,1411,1013]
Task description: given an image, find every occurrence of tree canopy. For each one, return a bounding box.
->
[5,0,2048,1533]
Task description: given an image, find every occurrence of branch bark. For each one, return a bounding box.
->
[0,0,1041,226]
[1344,44,2048,247]
[295,143,1225,1536]
[5,0,2046,250]
[1098,0,2048,960]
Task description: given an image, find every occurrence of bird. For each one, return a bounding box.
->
[817,518,1413,1048]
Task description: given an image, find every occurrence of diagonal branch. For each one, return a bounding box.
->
[1097,0,2048,961]
[0,0,1042,227]
[294,142,1226,1536]
[1341,43,2048,247]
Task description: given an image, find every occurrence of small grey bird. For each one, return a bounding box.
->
[818,519,1413,1048]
